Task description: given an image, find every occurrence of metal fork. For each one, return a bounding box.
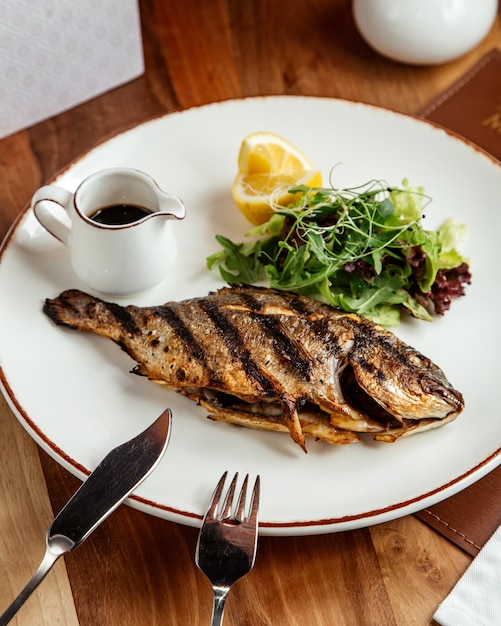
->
[195,472,260,626]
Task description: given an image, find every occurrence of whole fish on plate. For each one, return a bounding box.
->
[43,285,464,451]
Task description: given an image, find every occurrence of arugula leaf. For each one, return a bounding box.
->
[206,235,262,283]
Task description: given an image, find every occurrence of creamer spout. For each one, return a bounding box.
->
[156,191,186,220]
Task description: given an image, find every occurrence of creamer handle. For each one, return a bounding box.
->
[32,185,74,244]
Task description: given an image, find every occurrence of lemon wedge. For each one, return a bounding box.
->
[232,131,322,225]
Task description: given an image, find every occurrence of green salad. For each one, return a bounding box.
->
[207,180,471,326]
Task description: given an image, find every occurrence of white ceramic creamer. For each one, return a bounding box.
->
[32,167,186,296]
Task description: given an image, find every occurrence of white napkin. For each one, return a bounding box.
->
[434,523,501,626]
[0,0,144,140]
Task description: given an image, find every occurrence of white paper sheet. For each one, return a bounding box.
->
[0,0,144,139]
[434,524,501,626]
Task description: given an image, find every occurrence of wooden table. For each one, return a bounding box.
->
[1,2,499,624]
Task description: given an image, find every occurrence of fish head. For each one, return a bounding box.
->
[346,327,464,423]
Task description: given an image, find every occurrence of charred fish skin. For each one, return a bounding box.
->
[43,285,464,450]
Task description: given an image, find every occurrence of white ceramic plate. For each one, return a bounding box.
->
[1,96,500,535]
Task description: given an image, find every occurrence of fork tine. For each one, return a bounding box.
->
[219,472,238,520]
[247,475,260,524]
[203,471,228,521]
[234,474,249,522]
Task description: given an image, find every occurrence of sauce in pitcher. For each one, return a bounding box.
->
[89,204,153,225]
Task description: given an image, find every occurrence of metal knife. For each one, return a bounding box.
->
[0,407,172,625]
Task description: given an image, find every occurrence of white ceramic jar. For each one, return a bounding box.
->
[352,0,498,65]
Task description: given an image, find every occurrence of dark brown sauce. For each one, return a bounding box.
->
[89,204,153,225]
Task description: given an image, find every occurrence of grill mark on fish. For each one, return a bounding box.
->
[233,283,319,317]
[105,302,141,336]
[237,290,265,312]
[261,287,313,316]
[352,357,387,382]
[200,300,278,399]
[154,305,207,363]
[250,312,313,379]
[287,293,318,316]
[236,290,313,379]
[309,317,345,358]
[154,304,226,387]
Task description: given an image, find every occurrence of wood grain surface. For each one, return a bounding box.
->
[1,1,499,624]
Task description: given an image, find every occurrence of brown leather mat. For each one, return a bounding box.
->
[420,47,501,161]
[415,465,501,556]
[414,49,501,555]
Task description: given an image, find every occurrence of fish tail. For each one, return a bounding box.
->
[43,289,127,341]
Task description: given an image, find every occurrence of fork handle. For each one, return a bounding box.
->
[211,586,230,626]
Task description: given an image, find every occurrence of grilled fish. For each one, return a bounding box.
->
[43,285,464,451]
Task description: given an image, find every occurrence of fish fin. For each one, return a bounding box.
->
[281,399,307,452]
